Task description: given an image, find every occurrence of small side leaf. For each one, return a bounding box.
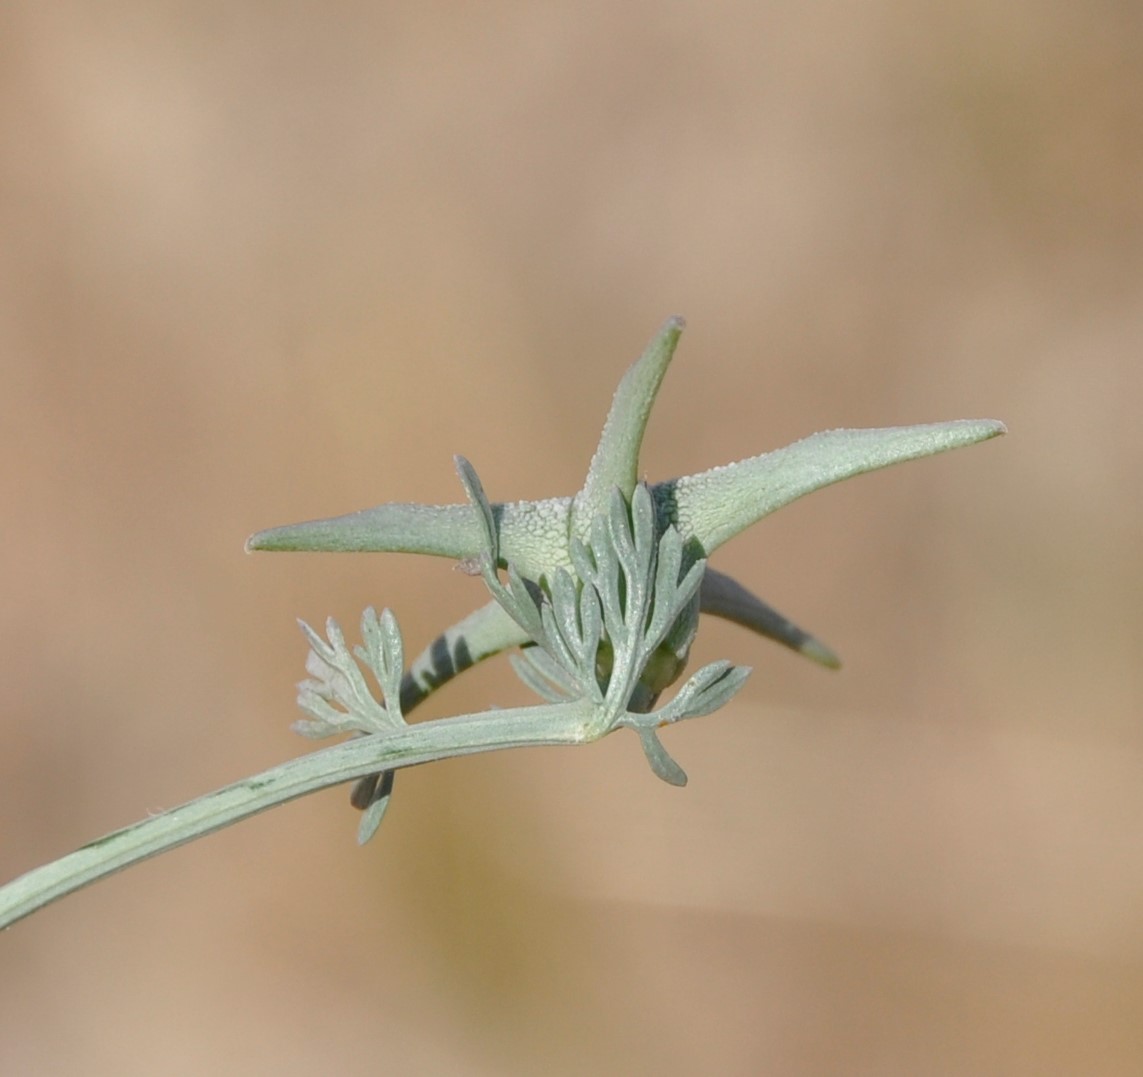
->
[358,607,406,718]
[638,729,688,786]
[295,611,405,736]
[509,648,578,703]
[653,661,752,725]
[356,770,394,844]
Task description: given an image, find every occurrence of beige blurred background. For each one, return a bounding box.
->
[2,2,1141,1073]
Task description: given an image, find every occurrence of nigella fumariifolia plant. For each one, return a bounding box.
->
[0,317,1005,928]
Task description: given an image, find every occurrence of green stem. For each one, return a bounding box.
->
[0,700,595,931]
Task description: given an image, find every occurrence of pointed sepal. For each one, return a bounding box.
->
[571,316,684,539]
[660,419,1007,555]
[700,567,841,668]
[247,495,573,581]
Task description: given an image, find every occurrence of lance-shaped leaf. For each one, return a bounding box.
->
[656,419,1007,556]
[247,496,574,581]
[699,567,840,669]
[570,315,684,539]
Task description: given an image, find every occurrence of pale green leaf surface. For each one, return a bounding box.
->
[247,496,573,580]
[660,419,1007,556]
[571,315,684,538]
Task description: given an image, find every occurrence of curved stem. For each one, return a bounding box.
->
[0,700,594,931]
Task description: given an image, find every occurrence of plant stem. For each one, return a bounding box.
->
[0,699,595,931]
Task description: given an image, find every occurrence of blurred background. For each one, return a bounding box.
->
[2,2,1141,1073]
